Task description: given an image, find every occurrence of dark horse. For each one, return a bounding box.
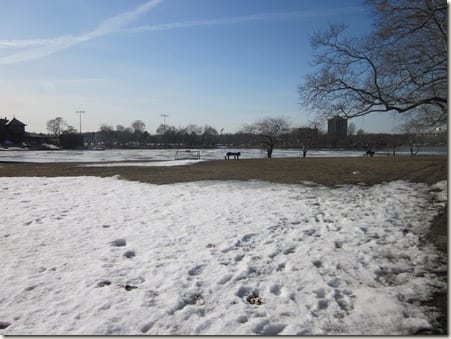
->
[225,152,241,160]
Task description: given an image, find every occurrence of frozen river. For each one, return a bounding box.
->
[0,147,446,163]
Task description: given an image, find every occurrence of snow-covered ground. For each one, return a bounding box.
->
[0,177,447,335]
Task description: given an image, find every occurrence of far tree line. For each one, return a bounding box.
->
[46,116,446,157]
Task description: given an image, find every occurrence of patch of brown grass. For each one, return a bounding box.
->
[0,155,447,186]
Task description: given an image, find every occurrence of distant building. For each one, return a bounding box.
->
[0,116,26,142]
[297,127,318,138]
[292,127,319,146]
[327,116,348,137]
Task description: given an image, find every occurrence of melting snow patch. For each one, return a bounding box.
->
[83,160,204,167]
[0,177,447,335]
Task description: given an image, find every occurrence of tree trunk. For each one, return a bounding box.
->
[266,144,273,158]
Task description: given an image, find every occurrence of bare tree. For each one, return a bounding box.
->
[299,0,447,129]
[397,120,424,155]
[243,117,290,158]
[202,125,219,136]
[63,125,78,134]
[201,125,219,146]
[182,124,203,135]
[46,117,68,136]
[131,120,146,134]
[156,124,177,135]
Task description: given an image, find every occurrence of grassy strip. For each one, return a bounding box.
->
[0,155,447,186]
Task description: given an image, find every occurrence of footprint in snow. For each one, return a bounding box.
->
[334,241,344,249]
[97,280,111,288]
[171,294,205,313]
[270,284,282,296]
[141,321,155,333]
[217,274,233,285]
[276,263,286,272]
[241,233,258,242]
[327,277,341,288]
[141,290,159,307]
[303,229,316,236]
[283,247,296,255]
[334,289,354,313]
[188,264,205,276]
[237,315,248,323]
[314,288,326,298]
[123,250,136,258]
[253,320,286,335]
[110,238,126,247]
[312,260,322,268]
[0,322,11,330]
[317,299,329,310]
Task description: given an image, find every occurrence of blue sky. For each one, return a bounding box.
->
[0,0,400,134]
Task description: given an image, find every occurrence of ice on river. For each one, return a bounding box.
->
[0,146,446,163]
[0,177,447,335]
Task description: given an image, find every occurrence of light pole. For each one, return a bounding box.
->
[160,114,168,147]
[75,110,86,134]
[76,110,86,148]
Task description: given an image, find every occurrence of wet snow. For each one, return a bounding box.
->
[0,177,447,335]
[84,159,204,167]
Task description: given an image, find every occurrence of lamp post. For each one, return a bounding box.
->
[160,114,168,147]
[76,110,86,148]
[75,110,86,134]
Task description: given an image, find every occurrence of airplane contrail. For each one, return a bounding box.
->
[0,3,363,64]
[0,0,162,64]
[125,6,364,33]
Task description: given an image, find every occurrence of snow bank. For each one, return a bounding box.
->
[0,177,446,335]
[83,159,204,167]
